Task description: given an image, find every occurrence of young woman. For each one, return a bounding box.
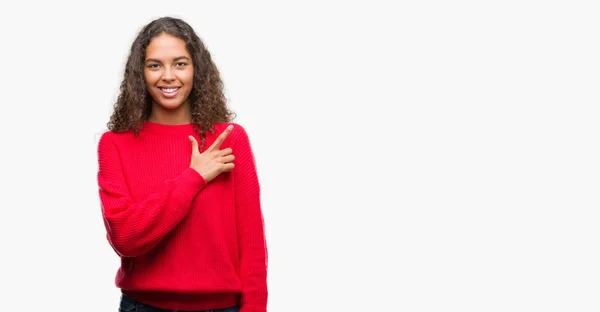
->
[97,16,267,312]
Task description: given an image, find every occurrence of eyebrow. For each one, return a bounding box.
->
[145,56,191,63]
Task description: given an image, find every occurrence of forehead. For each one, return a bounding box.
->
[145,33,190,59]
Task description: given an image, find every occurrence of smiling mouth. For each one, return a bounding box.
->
[158,87,181,98]
[159,87,180,93]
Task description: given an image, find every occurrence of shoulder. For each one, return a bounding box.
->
[98,130,115,149]
[97,129,136,152]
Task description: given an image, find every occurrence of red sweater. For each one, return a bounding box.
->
[97,121,267,312]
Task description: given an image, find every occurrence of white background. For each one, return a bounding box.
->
[0,1,598,311]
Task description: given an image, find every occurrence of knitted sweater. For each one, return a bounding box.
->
[97,121,267,311]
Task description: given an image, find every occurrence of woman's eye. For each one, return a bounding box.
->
[147,64,160,69]
[176,62,188,67]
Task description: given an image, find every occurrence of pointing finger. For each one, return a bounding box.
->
[207,125,233,152]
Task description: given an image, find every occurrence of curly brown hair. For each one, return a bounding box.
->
[107,16,235,147]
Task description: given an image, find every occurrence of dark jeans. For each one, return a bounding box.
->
[119,294,239,312]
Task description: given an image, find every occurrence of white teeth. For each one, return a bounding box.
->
[160,87,178,93]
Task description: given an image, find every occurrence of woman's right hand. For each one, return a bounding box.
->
[189,125,235,183]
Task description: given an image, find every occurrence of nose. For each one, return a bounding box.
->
[161,67,175,81]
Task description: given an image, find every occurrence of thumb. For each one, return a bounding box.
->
[189,136,199,154]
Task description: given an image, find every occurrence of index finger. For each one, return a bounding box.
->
[208,125,234,151]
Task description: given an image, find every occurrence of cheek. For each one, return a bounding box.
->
[182,70,194,84]
[144,72,154,87]
[146,70,161,79]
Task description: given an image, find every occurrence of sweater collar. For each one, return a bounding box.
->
[141,121,195,135]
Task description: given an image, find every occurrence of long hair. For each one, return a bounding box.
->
[107,16,234,147]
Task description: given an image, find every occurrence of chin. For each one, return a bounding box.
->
[157,99,186,110]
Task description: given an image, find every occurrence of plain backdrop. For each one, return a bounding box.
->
[0,1,598,311]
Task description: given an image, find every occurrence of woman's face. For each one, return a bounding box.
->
[144,33,194,114]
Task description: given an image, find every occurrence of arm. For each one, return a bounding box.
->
[232,125,268,312]
[97,132,206,257]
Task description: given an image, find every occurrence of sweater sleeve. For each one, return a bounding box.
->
[97,132,207,258]
[232,125,268,312]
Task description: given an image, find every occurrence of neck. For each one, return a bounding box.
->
[148,102,191,125]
